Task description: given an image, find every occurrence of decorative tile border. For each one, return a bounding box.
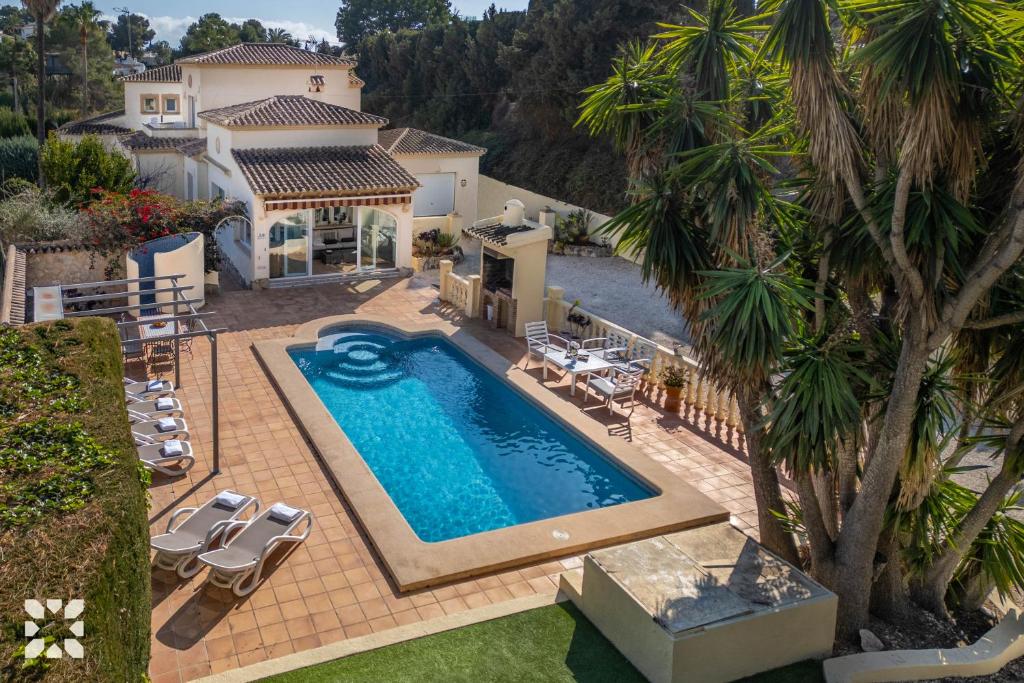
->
[253,314,728,591]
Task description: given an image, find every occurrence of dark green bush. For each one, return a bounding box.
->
[0,319,150,682]
[0,107,30,138]
[0,135,38,184]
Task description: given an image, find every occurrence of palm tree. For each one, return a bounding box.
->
[21,0,59,186]
[267,27,292,45]
[580,0,1024,640]
[64,2,99,115]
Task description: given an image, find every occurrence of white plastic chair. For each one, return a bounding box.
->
[583,366,642,416]
[524,321,569,368]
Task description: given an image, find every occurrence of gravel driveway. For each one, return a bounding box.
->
[420,239,691,349]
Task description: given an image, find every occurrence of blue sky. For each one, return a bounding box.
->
[93,1,529,47]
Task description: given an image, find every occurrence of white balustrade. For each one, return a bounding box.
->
[542,287,743,439]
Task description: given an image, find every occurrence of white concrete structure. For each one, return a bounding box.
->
[59,43,486,288]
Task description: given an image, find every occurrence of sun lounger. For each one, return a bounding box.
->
[137,440,195,476]
[198,503,313,596]
[133,417,189,444]
[151,490,259,578]
[127,397,185,423]
[124,377,175,403]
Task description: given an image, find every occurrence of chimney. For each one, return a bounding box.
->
[502,199,525,227]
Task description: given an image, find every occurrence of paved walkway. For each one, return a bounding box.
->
[426,238,691,349]
[141,276,756,682]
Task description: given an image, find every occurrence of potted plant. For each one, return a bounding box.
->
[660,365,687,413]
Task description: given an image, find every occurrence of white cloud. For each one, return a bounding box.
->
[104,14,337,47]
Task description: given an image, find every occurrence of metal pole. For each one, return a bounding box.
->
[172,284,181,390]
[211,333,219,474]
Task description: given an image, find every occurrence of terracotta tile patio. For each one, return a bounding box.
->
[142,275,764,682]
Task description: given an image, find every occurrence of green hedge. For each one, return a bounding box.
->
[0,135,39,184]
[0,108,30,138]
[0,318,150,682]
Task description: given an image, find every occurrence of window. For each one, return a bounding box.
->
[162,95,179,114]
[186,171,194,201]
[140,94,158,114]
[412,173,456,217]
[211,182,226,200]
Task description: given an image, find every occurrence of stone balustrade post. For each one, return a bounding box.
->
[466,274,482,318]
[546,285,564,330]
[439,259,453,302]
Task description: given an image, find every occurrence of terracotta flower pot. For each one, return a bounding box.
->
[664,385,683,413]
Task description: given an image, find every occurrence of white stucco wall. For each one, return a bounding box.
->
[184,65,362,122]
[394,154,480,224]
[229,127,379,149]
[123,81,186,130]
[477,174,621,248]
[137,151,184,197]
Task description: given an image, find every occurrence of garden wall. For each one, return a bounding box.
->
[478,175,632,255]
[0,318,150,682]
[21,242,126,289]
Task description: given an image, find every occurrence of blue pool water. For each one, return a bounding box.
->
[289,328,655,542]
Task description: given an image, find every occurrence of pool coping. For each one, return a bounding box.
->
[253,315,728,592]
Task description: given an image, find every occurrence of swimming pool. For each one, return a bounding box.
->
[289,328,655,542]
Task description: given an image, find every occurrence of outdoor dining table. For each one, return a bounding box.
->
[137,315,178,340]
[541,347,613,396]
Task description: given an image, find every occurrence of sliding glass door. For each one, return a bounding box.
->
[358,208,397,271]
[269,212,309,279]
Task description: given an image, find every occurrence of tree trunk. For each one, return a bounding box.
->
[81,36,88,115]
[736,386,801,566]
[915,465,1018,617]
[870,527,911,622]
[831,322,932,639]
[34,17,45,188]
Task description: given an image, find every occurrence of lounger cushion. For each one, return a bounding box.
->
[162,439,184,457]
[156,417,177,432]
[156,397,175,411]
[147,380,166,391]
[269,503,302,523]
[216,491,246,509]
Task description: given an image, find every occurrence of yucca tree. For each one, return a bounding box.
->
[581,0,1024,639]
[21,0,59,186]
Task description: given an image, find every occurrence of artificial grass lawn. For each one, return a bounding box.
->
[264,603,825,683]
[264,603,645,683]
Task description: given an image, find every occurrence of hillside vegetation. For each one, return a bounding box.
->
[356,1,702,214]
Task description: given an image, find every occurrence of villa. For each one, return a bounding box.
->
[58,43,486,287]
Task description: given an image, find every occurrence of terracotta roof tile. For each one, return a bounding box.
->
[177,43,356,66]
[175,138,207,157]
[58,110,132,135]
[464,222,535,246]
[232,145,419,198]
[378,128,485,156]
[199,96,386,128]
[122,132,201,152]
[120,64,181,82]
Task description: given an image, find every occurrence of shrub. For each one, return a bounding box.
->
[554,208,595,246]
[0,319,150,681]
[0,185,84,244]
[0,107,30,138]
[85,189,247,272]
[40,134,135,208]
[0,135,38,184]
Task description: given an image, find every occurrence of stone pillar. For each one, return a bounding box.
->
[538,206,557,228]
[439,259,453,302]
[466,274,481,318]
[546,285,564,331]
[446,212,464,237]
